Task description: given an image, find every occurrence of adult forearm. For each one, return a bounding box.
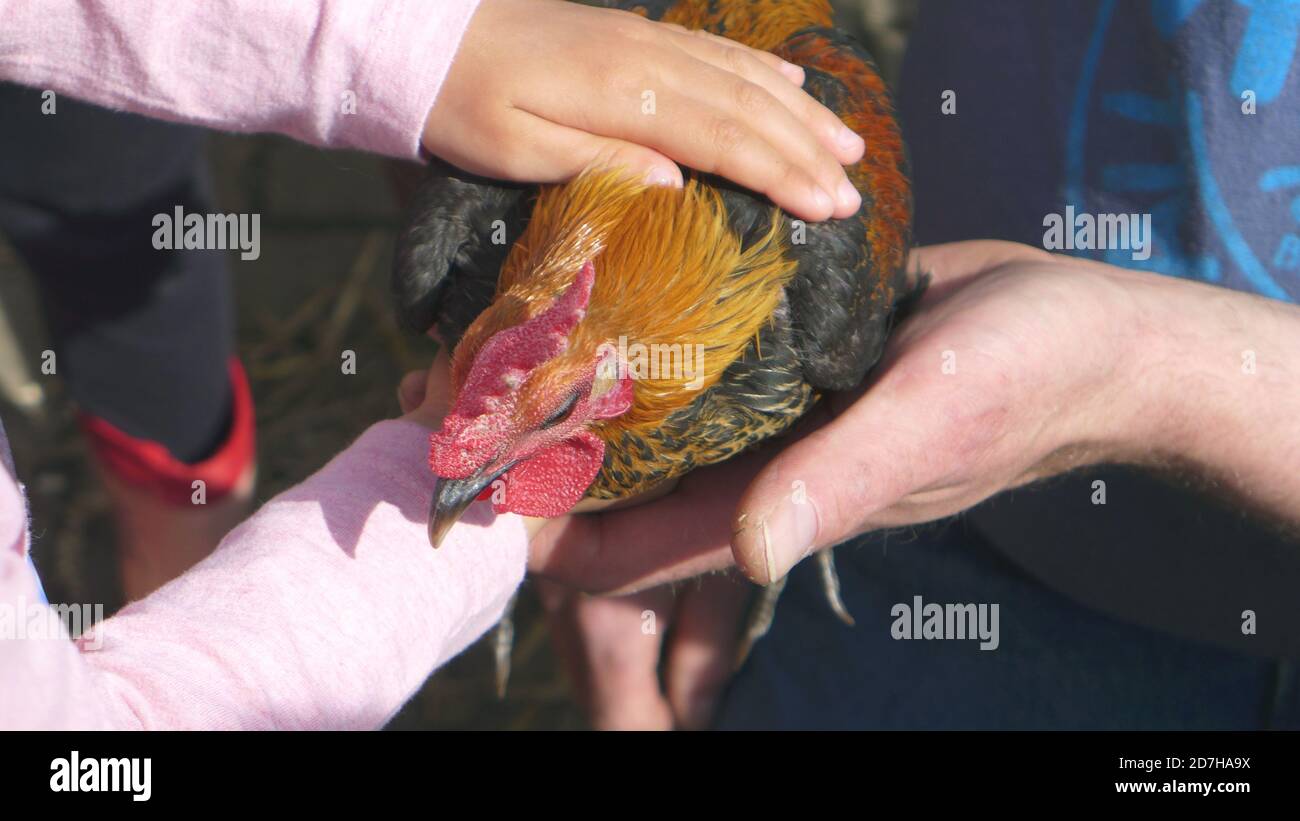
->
[1124,271,1300,527]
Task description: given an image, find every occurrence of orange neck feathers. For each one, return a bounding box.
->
[450,171,795,441]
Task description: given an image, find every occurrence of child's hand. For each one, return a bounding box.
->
[423,0,865,221]
[398,351,454,431]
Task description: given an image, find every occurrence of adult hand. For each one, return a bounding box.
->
[729,240,1300,582]
[729,240,1162,583]
[422,0,865,221]
[529,240,1154,590]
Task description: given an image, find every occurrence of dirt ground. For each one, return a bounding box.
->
[0,0,913,730]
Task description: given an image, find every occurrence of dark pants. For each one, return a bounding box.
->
[717,522,1300,729]
[0,84,233,462]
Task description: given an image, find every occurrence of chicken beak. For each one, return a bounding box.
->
[428,465,511,548]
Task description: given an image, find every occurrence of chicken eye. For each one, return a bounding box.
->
[540,392,580,429]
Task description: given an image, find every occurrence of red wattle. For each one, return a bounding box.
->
[493,430,605,517]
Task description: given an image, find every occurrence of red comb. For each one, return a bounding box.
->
[454,261,595,416]
[430,262,596,478]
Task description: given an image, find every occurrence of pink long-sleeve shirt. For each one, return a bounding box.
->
[0,0,482,159]
[0,0,530,729]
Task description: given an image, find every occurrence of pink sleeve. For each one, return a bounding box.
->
[0,420,528,730]
[0,0,482,158]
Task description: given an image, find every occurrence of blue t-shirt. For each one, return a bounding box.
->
[902,0,1299,298]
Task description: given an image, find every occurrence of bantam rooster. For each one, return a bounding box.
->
[393,0,914,667]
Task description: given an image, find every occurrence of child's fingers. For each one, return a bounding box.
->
[698,31,807,86]
[458,108,683,186]
[670,60,860,215]
[660,24,807,85]
[520,62,854,218]
[397,370,427,415]
[422,349,453,412]
[632,86,845,219]
[507,83,841,220]
[399,350,453,418]
[667,29,863,166]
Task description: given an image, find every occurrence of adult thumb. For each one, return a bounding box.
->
[730,400,918,585]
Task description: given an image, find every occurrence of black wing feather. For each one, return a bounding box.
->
[391,161,527,344]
